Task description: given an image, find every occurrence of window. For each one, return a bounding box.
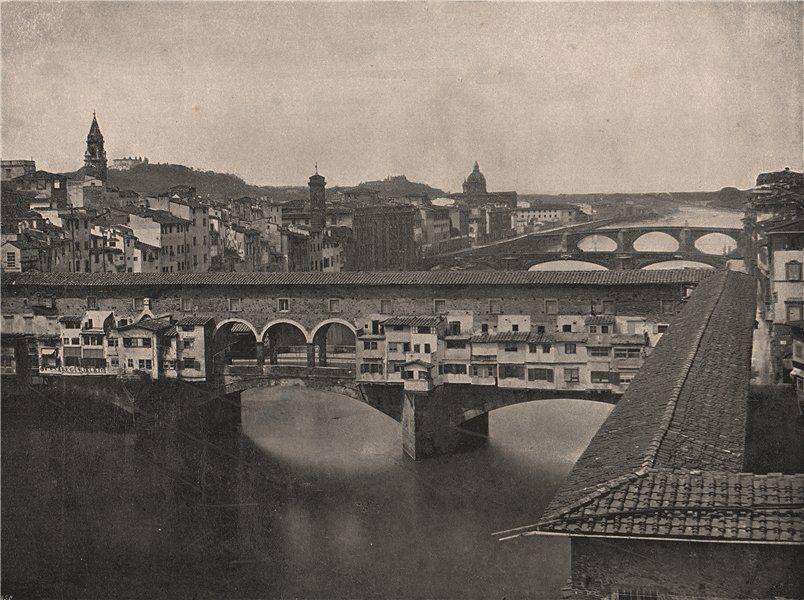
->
[446,339,466,349]
[71,337,79,345]
[423,343,431,353]
[564,343,577,354]
[448,321,461,335]
[413,344,420,353]
[138,359,146,369]
[183,357,197,370]
[360,362,384,374]
[4,251,16,268]
[504,343,519,352]
[440,363,467,375]
[564,368,580,383]
[657,324,669,334]
[63,337,70,345]
[562,324,572,332]
[588,346,610,357]
[434,299,446,313]
[499,364,524,379]
[542,343,552,353]
[387,342,398,352]
[142,338,152,348]
[528,368,554,382]
[127,358,134,368]
[536,325,545,333]
[785,261,802,281]
[278,298,290,312]
[401,369,414,380]
[110,358,119,367]
[481,323,489,333]
[183,338,194,350]
[614,347,641,359]
[601,325,610,334]
[181,297,193,312]
[591,371,610,383]
[545,299,558,315]
[489,299,502,314]
[229,298,242,312]
[402,342,411,352]
[418,326,431,334]
[86,297,98,309]
[363,341,378,350]
[787,303,804,322]
[133,298,144,311]
[108,337,118,347]
[589,325,597,333]
[328,298,341,313]
[380,299,392,313]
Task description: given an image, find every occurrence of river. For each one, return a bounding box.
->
[1,387,612,599]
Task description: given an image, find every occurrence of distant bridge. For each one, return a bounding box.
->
[424,224,746,271]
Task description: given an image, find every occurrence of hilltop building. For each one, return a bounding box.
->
[111,156,148,171]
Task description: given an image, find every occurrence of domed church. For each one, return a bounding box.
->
[463,161,488,195]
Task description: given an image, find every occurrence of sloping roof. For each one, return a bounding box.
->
[383,315,442,328]
[1,269,713,289]
[498,271,798,544]
[176,316,215,326]
[470,331,546,344]
[585,315,616,325]
[118,318,173,334]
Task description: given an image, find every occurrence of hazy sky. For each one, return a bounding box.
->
[2,2,801,193]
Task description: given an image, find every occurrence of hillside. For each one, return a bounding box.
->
[357,175,446,199]
[109,163,266,198]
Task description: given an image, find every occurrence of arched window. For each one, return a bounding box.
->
[785,260,802,281]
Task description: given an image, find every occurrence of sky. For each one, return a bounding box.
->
[1,1,801,193]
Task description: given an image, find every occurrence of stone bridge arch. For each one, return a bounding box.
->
[693,232,740,256]
[528,259,610,271]
[310,318,358,368]
[261,319,309,366]
[574,233,618,252]
[632,231,680,253]
[213,318,260,371]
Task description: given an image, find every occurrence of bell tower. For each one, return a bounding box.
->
[84,111,108,181]
[309,165,326,232]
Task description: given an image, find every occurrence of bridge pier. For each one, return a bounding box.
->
[401,390,489,460]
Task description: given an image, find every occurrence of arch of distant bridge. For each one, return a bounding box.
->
[568,226,743,255]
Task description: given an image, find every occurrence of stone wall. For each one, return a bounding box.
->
[569,537,802,598]
[1,282,688,341]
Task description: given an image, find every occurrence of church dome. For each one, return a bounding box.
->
[463,161,487,194]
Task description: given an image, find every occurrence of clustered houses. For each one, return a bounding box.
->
[746,168,804,388]
[354,309,651,394]
[1,307,215,382]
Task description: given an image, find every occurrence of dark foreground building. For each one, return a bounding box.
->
[499,271,803,598]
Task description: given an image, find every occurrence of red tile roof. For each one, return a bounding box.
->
[498,272,804,545]
[1,269,713,289]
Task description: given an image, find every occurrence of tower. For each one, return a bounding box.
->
[84,111,108,181]
[309,166,326,232]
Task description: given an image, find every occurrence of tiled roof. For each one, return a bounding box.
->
[383,315,442,328]
[470,331,546,344]
[585,314,616,325]
[118,318,173,333]
[1,269,713,289]
[530,471,803,543]
[498,272,794,544]
[175,316,215,326]
[766,217,804,233]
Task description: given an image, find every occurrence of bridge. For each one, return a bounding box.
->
[424,224,746,271]
[3,269,712,459]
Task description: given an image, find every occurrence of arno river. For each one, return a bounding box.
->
[2,388,611,598]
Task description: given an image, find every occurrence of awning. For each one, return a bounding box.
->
[791,368,802,378]
[40,348,58,357]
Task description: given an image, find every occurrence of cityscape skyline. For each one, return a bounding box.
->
[2,2,801,194]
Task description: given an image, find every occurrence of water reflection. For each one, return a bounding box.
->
[2,388,612,599]
[530,260,608,271]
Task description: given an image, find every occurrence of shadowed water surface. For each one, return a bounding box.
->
[2,387,611,599]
